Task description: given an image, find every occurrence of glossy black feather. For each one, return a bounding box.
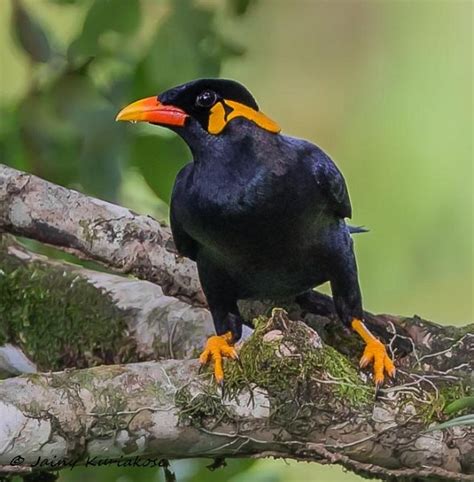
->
[162,79,364,338]
[309,148,352,219]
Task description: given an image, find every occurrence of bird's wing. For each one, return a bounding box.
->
[170,207,198,261]
[170,165,199,261]
[308,146,352,219]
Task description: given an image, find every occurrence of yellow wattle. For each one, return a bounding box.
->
[208,100,280,134]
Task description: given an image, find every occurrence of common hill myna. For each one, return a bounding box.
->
[117,78,395,387]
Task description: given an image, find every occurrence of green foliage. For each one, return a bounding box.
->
[69,0,141,61]
[1,2,261,480]
[228,0,255,17]
[420,382,468,423]
[136,0,221,92]
[427,414,474,432]
[431,395,474,430]
[11,0,52,63]
[445,396,474,415]
[424,391,474,431]
[1,0,247,210]
[130,134,189,203]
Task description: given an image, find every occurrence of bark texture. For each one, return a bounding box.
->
[0,164,473,480]
[0,164,203,304]
[0,311,472,481]
[0,236,215,374]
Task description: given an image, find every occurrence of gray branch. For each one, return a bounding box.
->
[0,164,204,304]
[0,311,472,481]
[0,236,214,375]
[0,164,473,480]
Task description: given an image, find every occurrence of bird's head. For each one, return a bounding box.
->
[116,78,280,143]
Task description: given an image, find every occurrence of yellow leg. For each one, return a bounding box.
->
[351,319,395,386]
[199,332,238,384]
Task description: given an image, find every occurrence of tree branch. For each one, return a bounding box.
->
[0,164,203,304]
[0,164,473,479]
[0,165,450,351]
[0,310,472,480]
[0,236,215,375]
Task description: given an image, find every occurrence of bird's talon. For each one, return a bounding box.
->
[359,354,372,368]
[199,332,237,383]
[374,383,382,399]
[360,338,395,386]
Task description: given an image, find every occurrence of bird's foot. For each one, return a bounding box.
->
[199,332,238,384]
[352,318,395,387]
[359,338,396,387]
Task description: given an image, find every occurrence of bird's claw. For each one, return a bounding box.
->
[199,332,238,384]
[359,338,396,386]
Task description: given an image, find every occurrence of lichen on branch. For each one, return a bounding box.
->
[0,163,473,480]
[0,309,472,481]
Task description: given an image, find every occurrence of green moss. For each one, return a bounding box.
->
[79,220,95,245]
[442,323,474,340]
[318,345,372,403]
[0,251,135,371]
[421,382,470,423]
[179,309,371,432]
[21,372,49,387]
[222,311,371,408]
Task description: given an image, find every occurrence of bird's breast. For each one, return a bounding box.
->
[184,169,302,245]
[172,156,340,297]
[183,185,331,277]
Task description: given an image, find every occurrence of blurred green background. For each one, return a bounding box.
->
[0,0,472,481]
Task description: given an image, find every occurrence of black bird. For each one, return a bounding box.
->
[116,78,395,386]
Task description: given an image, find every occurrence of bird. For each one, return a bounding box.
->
[116,78,395,387]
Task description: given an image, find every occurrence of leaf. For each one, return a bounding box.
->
[217,36,246,59]
[0,107,29,172]
[82,0,141,36]
[16,91,80,186]
[426,414,474,432]
[227,0,256,16]
[129,134,190,204]
[78,111,125,201]
[11,0,52,63]
[11,67,124,201]
[147,0,217,86]
[444,396,474,415]
[68,0,141,60]
[132,0,235,97]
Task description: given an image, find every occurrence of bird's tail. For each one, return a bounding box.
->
[348,225,369,234]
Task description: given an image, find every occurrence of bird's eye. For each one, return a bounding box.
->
[196,90,217,108]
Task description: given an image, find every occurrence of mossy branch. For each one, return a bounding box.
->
[0,236,215,374]
[0,310,472,481]
[0,164,473,480]
[0,164,203,304]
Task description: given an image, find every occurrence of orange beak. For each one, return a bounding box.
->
[115,96,188,126]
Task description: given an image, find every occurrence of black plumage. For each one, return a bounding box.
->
[117,78,395,385]
[170,117,362,336]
